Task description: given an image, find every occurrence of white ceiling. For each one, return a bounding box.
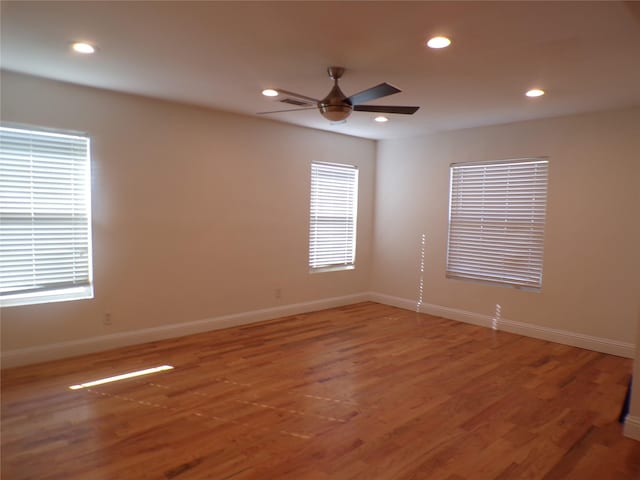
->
[1,1,639,140]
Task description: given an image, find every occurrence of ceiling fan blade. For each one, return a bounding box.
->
[257,107,318,115]
[274,89,320,104]
[353,105,420,115]
[347,83,401,105]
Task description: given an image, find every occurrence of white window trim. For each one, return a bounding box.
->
[309,264,356,274]
[0,124,94,307]
[0,285,94,308]
[446,157,549,291]
[308,161,358,273]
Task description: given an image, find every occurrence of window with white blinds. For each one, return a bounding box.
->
[0,125,93,307]
[309,162,358,272]
[446,158,549,290]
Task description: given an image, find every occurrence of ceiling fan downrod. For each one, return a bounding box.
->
[319,66,352,122]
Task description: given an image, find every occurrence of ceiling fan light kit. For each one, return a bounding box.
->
[259,66,419,123]
[320,104,353,122]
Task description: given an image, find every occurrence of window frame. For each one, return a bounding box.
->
[445,157,549,291]
[308,161,359,273]
[0,123,94,307]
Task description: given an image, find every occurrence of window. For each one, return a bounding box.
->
[0,125,93,307]
[309,162,358,272]
[446,158,549,290]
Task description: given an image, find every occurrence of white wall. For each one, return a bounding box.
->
[0,71,376,362]
[2,71,638,367]
[372,108,640,350]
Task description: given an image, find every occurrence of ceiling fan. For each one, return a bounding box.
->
[259,66,420,122]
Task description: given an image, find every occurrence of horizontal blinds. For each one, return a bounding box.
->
[309,162,358,270]
[447,159,548,289]
[0,126,92,296]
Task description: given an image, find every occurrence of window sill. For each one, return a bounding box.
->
[445,274,541,292]
[0,285,94,308]
[309,265,355,274]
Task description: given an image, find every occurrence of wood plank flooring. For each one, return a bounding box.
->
[2,302,639,479]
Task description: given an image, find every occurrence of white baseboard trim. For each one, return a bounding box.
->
[624,415,640,441]
[368,291,497,329]
[496,317,634,359]
[1,292,369,368]
[368,292,635,358]
[3,291,635,368]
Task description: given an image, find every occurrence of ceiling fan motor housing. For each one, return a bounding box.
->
[319,68,353,121]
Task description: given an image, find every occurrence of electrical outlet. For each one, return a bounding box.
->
[103,313,112,326]
[275,288,282,300]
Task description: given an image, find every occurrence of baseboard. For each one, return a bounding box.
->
[624,415,640,441]
[367,291,420,314]
[496,317,634,359]
[1,292,370,368]
[368,292,635,358]
[3,291,635,367]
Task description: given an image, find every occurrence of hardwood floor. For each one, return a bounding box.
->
[2,302,639,479]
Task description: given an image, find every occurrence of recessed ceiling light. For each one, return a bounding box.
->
[262,89,279,97]
[71,42,96,54]
[526,89,545,97]
[374,116,389,123]
[427,36,451,49]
